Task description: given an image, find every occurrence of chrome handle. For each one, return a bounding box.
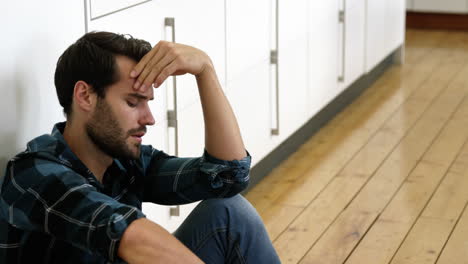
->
[271,0,280,136]
[165,17,180,217]
[270,50,279,136]
[338,4,346,82]
[165,17,179,157]
[170,205,180,217]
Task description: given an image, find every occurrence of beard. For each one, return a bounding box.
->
[86,97,143,160]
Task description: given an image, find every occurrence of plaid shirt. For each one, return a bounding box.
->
[0,122,251,263]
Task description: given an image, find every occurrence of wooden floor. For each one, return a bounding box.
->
[245,29,468,264]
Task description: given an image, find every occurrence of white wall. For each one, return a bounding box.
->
[408,0,468,13]
[0,1,85,172]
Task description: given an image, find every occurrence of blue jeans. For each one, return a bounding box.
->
[173,194,281,263]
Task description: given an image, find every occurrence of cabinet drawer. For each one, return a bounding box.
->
[89,0,153,20]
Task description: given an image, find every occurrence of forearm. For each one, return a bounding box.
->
[196,64,246,161]
[118,218,203,264]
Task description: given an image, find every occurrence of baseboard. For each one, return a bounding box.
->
[243,48,398,194]
[406,11,468,30]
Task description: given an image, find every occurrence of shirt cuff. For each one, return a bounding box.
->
[200,150,252,189]
[105,207,146,263]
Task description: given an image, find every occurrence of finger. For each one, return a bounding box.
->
[140,52,175,90]
[134,42,172,90]
[154,60,178,88]
[130,45,158,78]
[131,44,159,79]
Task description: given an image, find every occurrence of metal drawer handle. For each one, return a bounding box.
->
[165,17,180,217]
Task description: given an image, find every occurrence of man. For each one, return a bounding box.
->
[0,32,280,263]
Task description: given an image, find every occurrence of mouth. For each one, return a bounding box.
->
[130,132,145,143]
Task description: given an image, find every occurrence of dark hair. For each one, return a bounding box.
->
[54,31,152,118]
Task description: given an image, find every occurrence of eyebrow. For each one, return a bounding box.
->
[127,93,154,101]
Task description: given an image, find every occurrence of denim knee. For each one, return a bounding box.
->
[174,194,281,263]
[200,195,262,222]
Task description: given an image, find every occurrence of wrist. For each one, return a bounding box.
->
[196,55,215,78]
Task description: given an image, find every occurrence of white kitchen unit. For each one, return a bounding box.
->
[225,0,274,165]
[365,0,387,72]
[0,0,84,171]
[277,0,309,142]
[307,1,341,117]
[413,0,468,13]
[340,0,366,91]
[385,0,406,58]
[88,0,152,19]
[163,0,226,113]
[366,0,405,72]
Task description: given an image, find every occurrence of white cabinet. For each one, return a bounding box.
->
[166,0,226,113]
[341,0,366,90]
[0,0,84,168]
[365,0,387,72]
[89,0,151,19]
[227,62,273,165]
[366,0,405,72]
[225,0,273,165]
[308,1,341,116]
[413,0,468,13]
[278,0,309,140]
[385,0,406,56]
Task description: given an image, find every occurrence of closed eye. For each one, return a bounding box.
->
[127,101,138,108]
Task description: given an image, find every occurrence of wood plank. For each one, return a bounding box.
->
[437,204,468,264]
[390,169,468,264]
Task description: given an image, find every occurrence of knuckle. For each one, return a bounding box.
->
[171,49,180,58]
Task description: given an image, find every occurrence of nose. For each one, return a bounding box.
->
[140,105,155,126]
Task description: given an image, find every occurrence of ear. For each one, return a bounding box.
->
[73,80,96,113]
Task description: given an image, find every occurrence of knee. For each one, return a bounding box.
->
[200,194,264,227]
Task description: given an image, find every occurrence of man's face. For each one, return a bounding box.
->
[86,56,155,160]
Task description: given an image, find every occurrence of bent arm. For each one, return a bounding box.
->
[130,41,247,161]
[196,63,247,161]
[118,218,203,264]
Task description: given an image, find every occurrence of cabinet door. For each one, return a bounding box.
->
[161,103,203,232]
[308,1,341,116]
[89,0,151,19]
[341,0,366,90]
[225,0,273,165]
[385,0,406,55]
[365,0,387,72]
[278,0,309,140]
[162,0,225,113]
[413,0,468,13]
[226,61,273,166]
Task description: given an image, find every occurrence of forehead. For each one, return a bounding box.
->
[111,55,154,99]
